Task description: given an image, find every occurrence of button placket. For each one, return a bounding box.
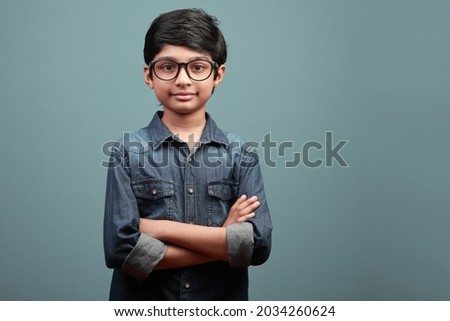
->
[184,147,196,224]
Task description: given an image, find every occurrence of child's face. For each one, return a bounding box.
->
[144,45,225,116]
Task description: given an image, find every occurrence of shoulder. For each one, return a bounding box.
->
[114,127,152,153]
[220,129,259,162]
[222,130,244,146]
[113,111,167,152]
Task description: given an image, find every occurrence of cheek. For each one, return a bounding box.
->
[198,82,216,95]
[153,83,170,96]
[152,87,170,105]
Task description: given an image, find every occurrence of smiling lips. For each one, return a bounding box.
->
[171,92,197,101]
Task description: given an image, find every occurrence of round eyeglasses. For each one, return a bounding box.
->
[149,58,219,81]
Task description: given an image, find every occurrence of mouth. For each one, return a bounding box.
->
[170,92,197,101]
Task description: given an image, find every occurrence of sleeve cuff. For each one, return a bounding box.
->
[122,233,167,281]
[226,222,254,267]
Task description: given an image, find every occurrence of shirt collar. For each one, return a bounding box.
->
[146,111,229,149]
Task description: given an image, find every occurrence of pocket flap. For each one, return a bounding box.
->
[208,180,238,201]
[132,178,174,200]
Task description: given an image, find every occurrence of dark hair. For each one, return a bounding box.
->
[143,8,227,67]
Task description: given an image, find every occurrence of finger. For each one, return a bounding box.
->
[237,212,256,222]
[251,200,261,210]
[238,200,260,215]
[231,195,247,210]
[237,195,258,211]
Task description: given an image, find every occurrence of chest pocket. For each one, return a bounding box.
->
[207,180,238,226]
[132,178,175,219]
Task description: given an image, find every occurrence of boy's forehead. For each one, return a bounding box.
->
[153,44,212,61]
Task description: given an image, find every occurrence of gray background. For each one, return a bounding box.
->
[1,0,449,300]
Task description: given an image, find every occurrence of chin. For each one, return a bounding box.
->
[164,105,206,115]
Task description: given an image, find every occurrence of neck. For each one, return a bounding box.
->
[161,109,206,149]
[162,110,206,131]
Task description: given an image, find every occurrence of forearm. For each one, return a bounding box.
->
[140,219,228,261]
[155,244,216,270]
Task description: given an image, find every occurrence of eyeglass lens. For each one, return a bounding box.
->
[152,60,214,81]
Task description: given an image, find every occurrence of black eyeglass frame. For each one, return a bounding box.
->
[149,58,219,81]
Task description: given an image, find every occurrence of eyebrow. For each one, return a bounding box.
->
[155,55,211,62]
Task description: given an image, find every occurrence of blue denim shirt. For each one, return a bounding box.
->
[103,111,272,300]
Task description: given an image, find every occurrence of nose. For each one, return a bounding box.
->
[175,64,192,86]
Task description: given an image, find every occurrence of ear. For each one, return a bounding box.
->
[213,64,226,88]
[144,65,154,89]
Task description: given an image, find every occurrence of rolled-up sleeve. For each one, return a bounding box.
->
[226,222,254,267]
[122,233,167,281]
[237,145,273,266]
[103,143,165,280]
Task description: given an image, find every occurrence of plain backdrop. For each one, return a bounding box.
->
[1,0,449,300]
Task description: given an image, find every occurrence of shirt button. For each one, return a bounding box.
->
[151,189,157,195]
[184,282,190,289]
[188,187,194,194]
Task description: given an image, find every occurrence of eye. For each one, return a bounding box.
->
[156,61,177,72]
[161,64,176,71]
[189,62,208,73]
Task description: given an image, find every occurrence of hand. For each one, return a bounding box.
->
[223,195,260,227]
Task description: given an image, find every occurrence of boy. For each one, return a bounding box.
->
[103,8,272,300]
